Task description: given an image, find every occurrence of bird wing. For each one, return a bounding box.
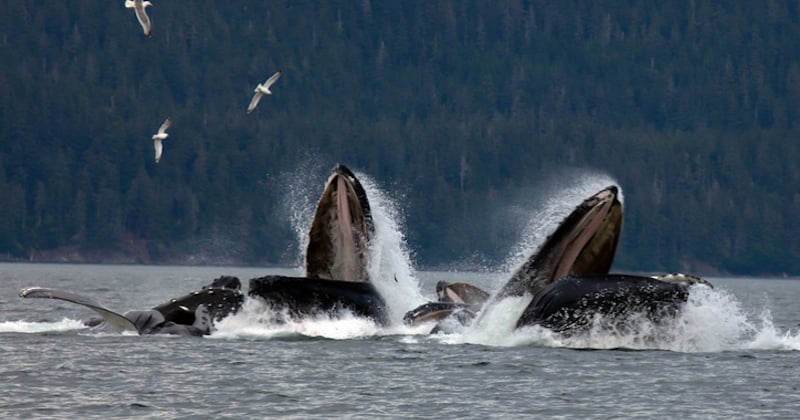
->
[247,92,263,113]
[263,70,282,89]
[154,139,163,162]
[134,0,152,37]
[157,117,171,134]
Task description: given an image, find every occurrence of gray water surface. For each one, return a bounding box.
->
[2,263,799,418]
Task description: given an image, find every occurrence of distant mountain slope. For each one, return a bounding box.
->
[1,1,798,275]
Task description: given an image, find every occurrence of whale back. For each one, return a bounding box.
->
[152,276,244,323]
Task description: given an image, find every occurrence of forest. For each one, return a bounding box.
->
[1,1,799,275]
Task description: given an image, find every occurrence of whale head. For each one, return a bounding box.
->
[497,185,623,300]
[306,164,374,281]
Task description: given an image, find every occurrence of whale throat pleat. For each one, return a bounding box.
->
[336,176,357,281]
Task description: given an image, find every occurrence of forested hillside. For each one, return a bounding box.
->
[1,1,799,275]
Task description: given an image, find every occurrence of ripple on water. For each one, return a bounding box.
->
[2,266,800,418]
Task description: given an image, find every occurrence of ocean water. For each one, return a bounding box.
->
[1,263,799,419]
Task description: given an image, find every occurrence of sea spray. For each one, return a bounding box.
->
[275,157,330,272]
[745,309,800,351]
[356,172,427,323]
[442,295,564,348]
[447,283,800,352]
[499,170,622,277]
[0,318,87,333]
[213,297,381,340]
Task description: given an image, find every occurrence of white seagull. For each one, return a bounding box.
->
[247,70,282,114]
[152,117,171,163]
[125,0,153,38]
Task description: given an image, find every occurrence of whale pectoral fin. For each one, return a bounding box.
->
[191,305,212,335]
[122,309,165,334]
[18,287,140,334]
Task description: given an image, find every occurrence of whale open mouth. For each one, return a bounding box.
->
[249,165,389,324]
[551,186,622,282]
[306,165,375,282]
[498,186,623,298]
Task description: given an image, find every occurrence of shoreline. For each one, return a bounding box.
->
[0,257,795,280]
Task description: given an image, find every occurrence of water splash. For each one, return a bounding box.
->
[0,319,86,333]
[275,156,330,272]
[745,311,800,351]
[439,295,562,347]
[665,286,800,352]
[499,169,621,278]
[212,298,382,340]
[437,284,800,352]
[355,171,427,323]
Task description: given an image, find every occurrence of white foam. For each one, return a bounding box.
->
[211,298,381,340]
[442,295,565,347]
[0,318,86,333]
[744,311,800,351]
[355,172,427,323]
[438,284,800,352]
[276,158,328,271]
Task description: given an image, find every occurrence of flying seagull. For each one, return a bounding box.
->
[152,117,171,163]
[247,70,282,114]
[125,0,153,38]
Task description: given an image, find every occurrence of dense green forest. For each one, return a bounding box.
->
[1,1,799,275]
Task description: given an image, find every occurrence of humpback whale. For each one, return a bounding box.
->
[436,281,489,305]
[18,276,244,336]
[518,272,711,333]
[405,185,712,334]
[403,281,488,329]
[248,164,389,324]
[486,185,712,333]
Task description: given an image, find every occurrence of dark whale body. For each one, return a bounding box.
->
[248,275,389,325]
[519,274,690,333]
[19,276,244,336]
